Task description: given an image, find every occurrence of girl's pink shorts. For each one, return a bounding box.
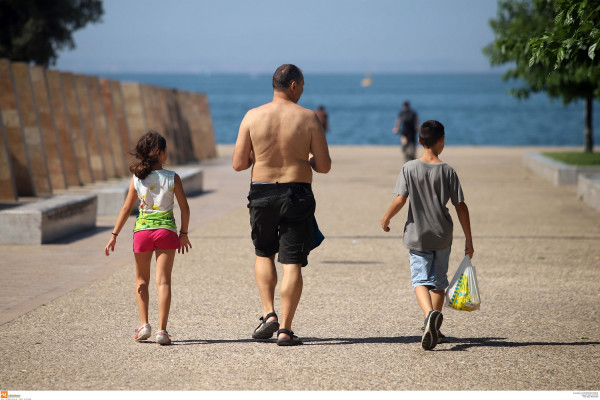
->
[133,229,180,253]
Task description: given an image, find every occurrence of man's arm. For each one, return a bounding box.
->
[455,202,474,258]
[232,113,253,171]
[310,114,331,173]
[393,115,401,134]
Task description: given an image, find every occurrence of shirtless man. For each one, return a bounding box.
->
[233,64,331,346]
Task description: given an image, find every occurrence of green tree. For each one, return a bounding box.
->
[484,0,599,152]
[0,0,103,67]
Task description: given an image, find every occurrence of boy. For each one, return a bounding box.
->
[380,120,474,350]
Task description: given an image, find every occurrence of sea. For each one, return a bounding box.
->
[103,73,600,147]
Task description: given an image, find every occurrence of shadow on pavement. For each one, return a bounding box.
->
[440,337,600,351]
[168,337,600,349]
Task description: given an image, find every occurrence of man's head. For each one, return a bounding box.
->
[403,101,410,111]
[273,64,304,102]
[418,120,445,148]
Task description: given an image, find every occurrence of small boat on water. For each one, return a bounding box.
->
[361,72,372,87]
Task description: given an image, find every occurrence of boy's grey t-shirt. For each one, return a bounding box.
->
[393,160,464,251]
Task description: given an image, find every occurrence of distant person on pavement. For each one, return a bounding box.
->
[233,64,331,346]
[393,101,419,161]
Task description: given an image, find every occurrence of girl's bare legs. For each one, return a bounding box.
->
[134,251,153,325]
[155,249,176,331]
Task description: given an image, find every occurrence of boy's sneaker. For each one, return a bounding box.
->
[437,331,446,343]
[420,326,446,344]
[156,330,171,345]
[135,323,151,341]
[421,310,442,350]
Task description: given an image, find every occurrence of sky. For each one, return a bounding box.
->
[56,0,502,74]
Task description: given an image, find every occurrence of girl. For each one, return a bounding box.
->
[105,131,191,345]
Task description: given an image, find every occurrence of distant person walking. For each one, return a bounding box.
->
[233,64,331,346]
[393,101,419,161]
[104,131,192,345]
[381,120,474,350]
[315,105,329,132]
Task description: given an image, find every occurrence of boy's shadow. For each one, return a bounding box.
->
[168,336,600,350]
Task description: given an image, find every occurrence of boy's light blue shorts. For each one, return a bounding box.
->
[409,247,451,290]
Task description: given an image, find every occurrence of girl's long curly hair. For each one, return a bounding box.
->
[129,131,167,180]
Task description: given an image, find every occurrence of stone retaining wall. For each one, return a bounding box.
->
[0,58,217,202]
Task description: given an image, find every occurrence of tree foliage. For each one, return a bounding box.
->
[528,0,600,102]
[484,0,599,152]
[0,0,103,67]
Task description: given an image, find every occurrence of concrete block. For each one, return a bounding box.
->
[46,70,80,187]
[95,178,130,216]
[524,153,600,186]
[0,105,18,201]
[0,194,97,244]
[184,91,217,161]
[140,84,157,131]
[74,74,105,181]
[88,76,117,179]
[173,90,195,163]
[154,87,180,164]
[0,59,34,196]
[180,91,205,161]
[29,65,67,190]
[99,79,127,177]
[108,80,134,173]
[121,82,147,144]
[61,72,93,184]
[95,166,203,216]
[195,92,217,159]
[11,62,52,196]
[578,174,600,212]
[162,89,182,162]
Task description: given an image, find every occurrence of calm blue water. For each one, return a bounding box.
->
[103,73,600,147]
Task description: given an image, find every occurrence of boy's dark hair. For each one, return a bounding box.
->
[419,120,445,148]
[129,131,167,180]
[272,64,303,91]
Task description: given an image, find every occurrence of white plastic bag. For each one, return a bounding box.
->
[445,255,480,311]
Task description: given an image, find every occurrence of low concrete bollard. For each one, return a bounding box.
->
[578,174,600,212]
[523,153,600,186]
[0,194,97,245]
[95,166,203,216]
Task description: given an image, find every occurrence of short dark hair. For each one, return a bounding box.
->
[272,64,303,91]
[419,120,445,148]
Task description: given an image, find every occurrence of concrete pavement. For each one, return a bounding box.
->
[1,145,599,391]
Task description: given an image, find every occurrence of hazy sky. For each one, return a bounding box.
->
[56,0,501,74]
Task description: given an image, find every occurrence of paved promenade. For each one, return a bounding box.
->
[1,145,599,391]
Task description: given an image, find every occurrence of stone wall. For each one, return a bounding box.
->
[0,59,217,202]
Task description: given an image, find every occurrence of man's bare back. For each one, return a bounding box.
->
[233,80,330,182]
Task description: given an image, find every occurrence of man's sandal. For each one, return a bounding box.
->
[252,312,280,339]
[276,329,302,346]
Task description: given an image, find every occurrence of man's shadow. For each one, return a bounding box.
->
[168,336,600,350]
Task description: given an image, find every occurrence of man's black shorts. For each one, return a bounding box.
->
[247,182,316,266]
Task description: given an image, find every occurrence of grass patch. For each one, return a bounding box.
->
[542,151,600,166]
